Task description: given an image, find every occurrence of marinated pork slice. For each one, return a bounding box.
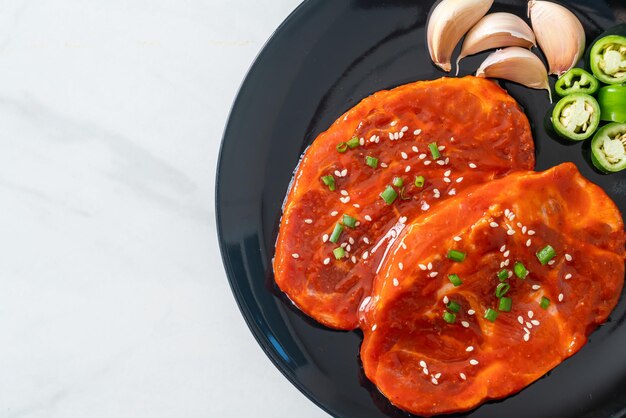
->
[360,163,625,417]
[274,76,534,330]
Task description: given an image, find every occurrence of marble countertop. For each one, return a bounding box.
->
[0,1,325,416]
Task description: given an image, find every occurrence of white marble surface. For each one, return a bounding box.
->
[0,1,326,417]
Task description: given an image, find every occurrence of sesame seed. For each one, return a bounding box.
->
[444,170,451,177]
[304,219,313,224]
[466,346,474,352]
[448,189,456,195]
[528,230,535,235]
[393,278,399,286]
[346,245,351,252]
[401,242,407,249]
[405,165,411,172]
[355,221,360,227]
[436,160,445,165]
[548,260,555,266]
[460,373,467,380]
[349,237,355,245]
[469,359,479,365]
[467,309,475,315]
[431,377,439,385]
[424,368,429,375]
[523,327,530,334]
[427,262,433,270]
[323,257,330,265]
[424,161,432,166]
[503,250,510,258]
[504,259,510,266]
[435,372,442,379]
[399,216,407,224]
[414,129,422,135]
[340,190,349,196]
[526,322,533,329]
[445,157,450,164]
[341,169,348,177]
[522,226,527,234]
[509,214,516,220]
[399,132,404,139]
[388,133,394,140]
[507,230,516,236]
[526,238,532,247]
[412,146,419,152]
[500,245,507,252]
[565,273,572,280]
[438,145,445,151]
[531,319,540,326]
[322,234,329,242]
[456,177,464,183]
[419,153,427,160]
[334,170,341,177]
[443,296,449,304]
[372,324,377,331]
[364,215,372,221]
[443,177,451,183]
[558,293,564,302]
[508,271,513,278]
[429,272,438,278]
[517,316,524,324]
[369,135,376,142]
[532,284,541,290]
[453,236,462,241]
[565,253,572,261]
[517,222,523,228]
[500,261,505,268]
[362,251,369,260]
[419,264,427,270]
[461,321,470,328]
[394,132,400,140]
[523,333,530,342]
[340,196,350,203]
[490,222,499,228]
[390,121,397,126]
[469,163,477,169]
[398,262,404,270]
[353,203,360,208]
[528,310,534,319]
[359,137,365,146]
[331,210,338,216]
[419,360,427,368]
[421,201,430,210]
[401,126,409,132]
[292,253,300,259]
[341,242,347,248]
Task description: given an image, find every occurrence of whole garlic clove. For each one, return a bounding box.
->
[427,0,494,72]
[528,0,585,76]
[457,12,536,74]
[476,47,552,102]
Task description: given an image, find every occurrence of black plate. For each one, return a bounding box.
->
[216,1,626,417]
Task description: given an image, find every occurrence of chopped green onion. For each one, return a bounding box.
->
[414,175,425,188]
[514,261,528,279]
[540,296,550,309]
[484,308,498,322]
[443,311,456,324]
[393,177,404,187]
[536,245,556,265]
[329,223,344,243]
[447,250,466,262]
[448,274,463,287]
[336,142,348,153]
[321,175,336,191]
[497,269,509,281]
[333,247,345,259]
[347,136,360,149]
[495,282,510,298]
[498,297,512,312]
[365,156,378,168]
[342,214,357,229]
[447,301,461,313]
[380,186,398,205]
[428,142,441,160]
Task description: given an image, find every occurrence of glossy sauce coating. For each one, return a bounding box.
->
[360,163,625,416]
[274,77,534,330]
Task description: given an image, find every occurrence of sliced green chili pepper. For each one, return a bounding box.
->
[590,35,626,85]
[598,84,626,123]
[591,122,626,173]
[555,68,599,96]
[551,93,601,141]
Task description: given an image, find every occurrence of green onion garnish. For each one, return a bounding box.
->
[414,175,425,188]
[447,301,461,313]
[536,245,556,265]
[365,156,378,168]
[484,308,498,322]
[448,274,463,287]
[540,296,550,309]
[498,297,512,312]
[392,177,404,187]
[333,247,345,259]
[329,223,344,243]
[342,214,357,229]
[447,250,466,262]
[497,269,509,281]
[514,261,528,279]
[495,282,510,298]
[321,175,336,191]
[347,136,360,149]
[428,142,441,160]
[380,186,398,205]
[443,311,456,324]
[336,142,348,153]
[399,186,410,200]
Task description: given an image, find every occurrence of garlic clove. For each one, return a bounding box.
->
[457,12,536,75]
[476,47,552,102]
[528,0,585,76]
[427,0,494,72]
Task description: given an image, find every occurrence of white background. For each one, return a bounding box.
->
[0,0,326,417]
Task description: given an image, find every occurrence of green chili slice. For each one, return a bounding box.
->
[590,35,626,85]
[551,93,601,141]
[598,84,626,123]
[555,68,599,96]
[591,122,626,173]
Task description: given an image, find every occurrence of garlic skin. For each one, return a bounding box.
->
[427,0,494,72]
[457,13,536,74]
[476,47,552,102]
[528,0,585,76]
